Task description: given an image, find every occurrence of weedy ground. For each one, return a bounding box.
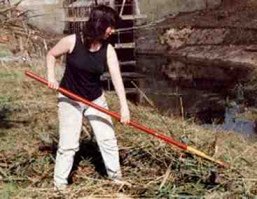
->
[1,59,257,198]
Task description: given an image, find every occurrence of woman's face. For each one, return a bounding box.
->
[104,27,115,39]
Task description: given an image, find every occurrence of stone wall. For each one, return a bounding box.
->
[139,0,221,22]
[15,0,65,34]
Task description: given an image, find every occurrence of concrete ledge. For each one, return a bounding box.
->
[18,1,65,34]
[169,45,257,69]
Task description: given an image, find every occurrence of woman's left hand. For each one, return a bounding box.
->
[120,106,130,124]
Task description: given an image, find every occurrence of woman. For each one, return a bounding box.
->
[46,5,130,190]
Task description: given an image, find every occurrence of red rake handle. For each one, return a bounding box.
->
[25,71,187,150]
[25,71,229,168]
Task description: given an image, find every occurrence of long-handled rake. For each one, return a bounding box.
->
[25,70,228,168]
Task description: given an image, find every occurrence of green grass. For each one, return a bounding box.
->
[0,183,19,199]
[0,44,12,58]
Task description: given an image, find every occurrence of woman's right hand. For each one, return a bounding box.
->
[48,76,59,90]
[120,105,130,124]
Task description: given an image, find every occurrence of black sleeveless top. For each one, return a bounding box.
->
[60,34,108,101]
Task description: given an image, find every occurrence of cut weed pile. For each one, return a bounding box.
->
[1,61,257,198]
[0,1,61,62]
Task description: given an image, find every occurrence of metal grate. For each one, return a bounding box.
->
[63,0,96,33]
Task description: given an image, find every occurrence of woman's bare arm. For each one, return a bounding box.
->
[107,44,130,123]
[46,34,76,89]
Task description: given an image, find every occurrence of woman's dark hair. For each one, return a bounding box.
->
[83,5,118,48]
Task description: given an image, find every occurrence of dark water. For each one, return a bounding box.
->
[136,54,257,136]
[204,104,256,136]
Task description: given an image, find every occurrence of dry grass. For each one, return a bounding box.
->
[0,59,257,198]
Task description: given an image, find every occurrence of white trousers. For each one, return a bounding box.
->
[54,93,121,186]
